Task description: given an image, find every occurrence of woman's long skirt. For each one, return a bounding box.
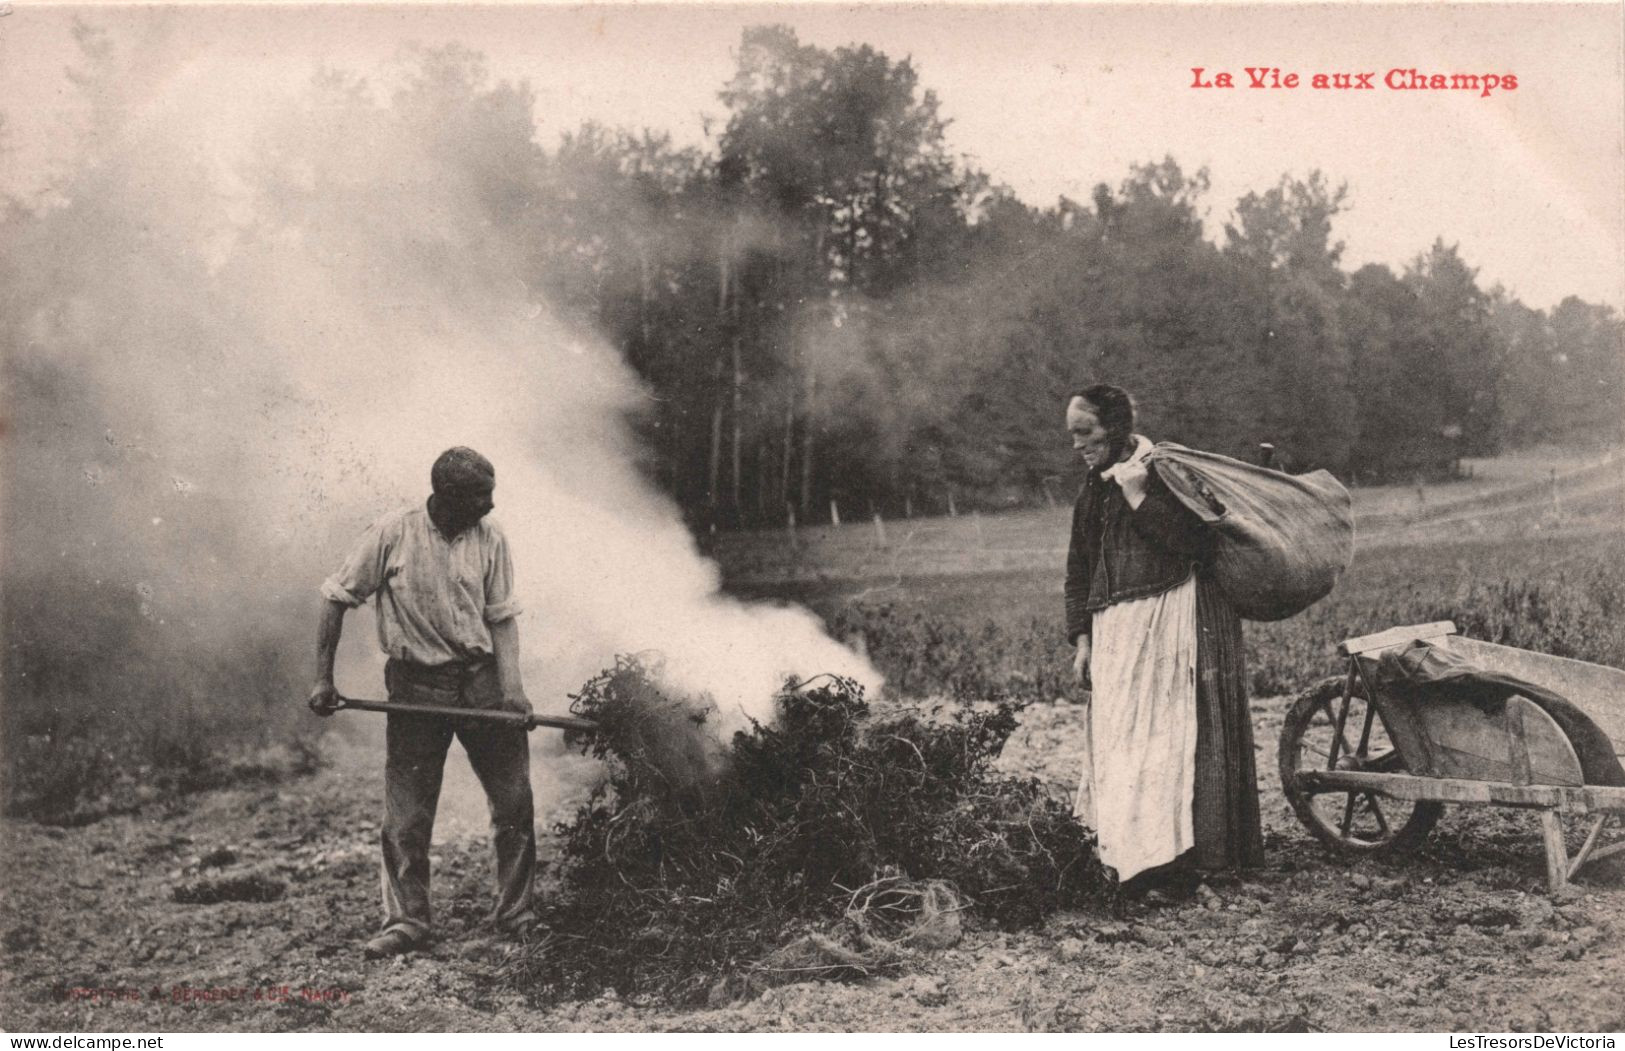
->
[1074,573,1265,879]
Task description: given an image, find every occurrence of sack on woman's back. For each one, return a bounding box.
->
[1147,443,1354,621]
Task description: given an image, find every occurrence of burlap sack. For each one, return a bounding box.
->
[1147,443,1355,621]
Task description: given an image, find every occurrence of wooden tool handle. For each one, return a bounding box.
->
[332,696,598,733]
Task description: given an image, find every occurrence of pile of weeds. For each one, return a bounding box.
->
[518,655,1107,1005]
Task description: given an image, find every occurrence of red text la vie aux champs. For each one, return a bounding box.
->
[1192,67,1517,98]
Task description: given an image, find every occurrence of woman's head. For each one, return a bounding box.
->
[1065,384,1136,470]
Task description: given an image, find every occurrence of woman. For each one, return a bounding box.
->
[1063,384,1264,890]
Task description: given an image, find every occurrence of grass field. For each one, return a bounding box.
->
[715,447,1621,585]
[724,448,1624,706]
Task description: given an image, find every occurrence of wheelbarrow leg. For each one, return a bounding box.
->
[1567,815,1611,881]
[1507,699,1576,896]
[1538,809,1570,895]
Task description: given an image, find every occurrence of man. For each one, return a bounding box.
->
[307,446,537,958]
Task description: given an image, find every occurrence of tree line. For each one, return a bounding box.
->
[537,27,1622,526]
[9,24,1622,532]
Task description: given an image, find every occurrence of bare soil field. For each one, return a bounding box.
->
[2,696,1622,1033]
[3,449,1622,1033]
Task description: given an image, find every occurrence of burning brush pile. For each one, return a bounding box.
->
[519,655,1109,1005]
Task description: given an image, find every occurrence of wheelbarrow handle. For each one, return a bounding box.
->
[331,695,598,734]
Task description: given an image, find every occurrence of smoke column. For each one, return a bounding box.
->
[1,34,879,817]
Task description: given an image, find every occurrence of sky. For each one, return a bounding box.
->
[2,2,1622,311]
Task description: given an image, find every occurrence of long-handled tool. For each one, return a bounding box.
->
[332,695,598,733]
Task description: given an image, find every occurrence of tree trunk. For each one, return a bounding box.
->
[707,356,724,519]
[781,393,796,517]
[796,226,826,517]
[718,231,731,313]
[847,196,861,290]
[757,436,771,523]
[638,246,653,348]
[799,371,817,515]
[712,227,732,526]
[730,337,743,520]
[707,396,724,519]
[781,294,799,513]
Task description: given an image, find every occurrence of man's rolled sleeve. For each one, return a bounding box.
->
[320,577,367,608]
[320,517,393,608]
[483,525,523,624]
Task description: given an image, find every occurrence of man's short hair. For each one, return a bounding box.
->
[431,447,495,494]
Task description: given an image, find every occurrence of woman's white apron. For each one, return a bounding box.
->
[1073,574,1199,880]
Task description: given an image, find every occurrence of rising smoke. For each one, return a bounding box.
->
[1,27,878,811]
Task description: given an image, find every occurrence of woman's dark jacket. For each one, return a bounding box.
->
[1064,461,1213,644]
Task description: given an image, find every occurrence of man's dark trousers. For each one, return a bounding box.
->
[379,658,535,943]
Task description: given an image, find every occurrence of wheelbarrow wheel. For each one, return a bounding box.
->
[1279,676,1442,855]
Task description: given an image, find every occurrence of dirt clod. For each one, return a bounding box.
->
[3,925,42,952]
[199,846,239,869]
[171,871,285,905]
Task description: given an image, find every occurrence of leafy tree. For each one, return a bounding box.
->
[1499,296,1625,448]
[1404,240,1505,459]
[1492,294,1557,448]
[1342,264,1452,479]
[1547,298,1625,447]
[1224,173,1356,471]
[715,25,972,523]
[1072,161,1267,462]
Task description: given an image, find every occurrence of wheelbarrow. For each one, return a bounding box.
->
[1277,620,1625,893]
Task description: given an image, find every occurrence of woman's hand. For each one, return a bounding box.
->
[1072,635,1092,685]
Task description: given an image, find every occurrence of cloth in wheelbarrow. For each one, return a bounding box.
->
[1373,641,1625,787]
[1146,443,1354,622]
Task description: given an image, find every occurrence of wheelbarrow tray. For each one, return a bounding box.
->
[1283,620,1625,892]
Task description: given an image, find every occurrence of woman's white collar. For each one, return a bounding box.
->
[1101,435,1153,481]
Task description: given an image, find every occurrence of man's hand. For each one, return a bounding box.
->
[1072,636,1092,685]
[489,617,530,721]
[307,681,342,718]
[313,600,347,716]
[502,689,535,720]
